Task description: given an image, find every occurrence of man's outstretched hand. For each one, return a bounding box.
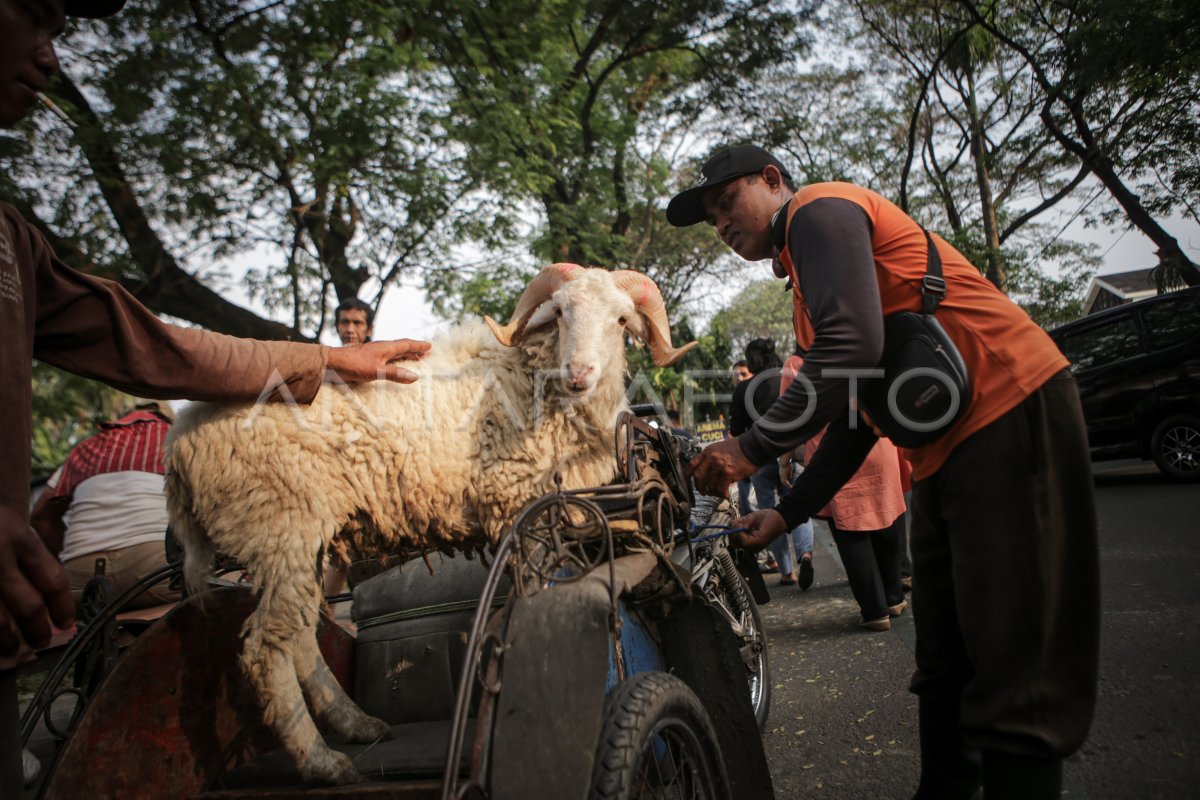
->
[325,339,432,384]
[0,507,75,667]
[685,437,757,497]
[730,509,788,553]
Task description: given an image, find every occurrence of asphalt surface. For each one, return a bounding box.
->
[758,459,1200,799]
[757,521,920,799]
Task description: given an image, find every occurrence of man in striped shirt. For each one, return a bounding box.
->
[32,405,178,608]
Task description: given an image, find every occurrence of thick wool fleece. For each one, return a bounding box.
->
[165,318,625,596]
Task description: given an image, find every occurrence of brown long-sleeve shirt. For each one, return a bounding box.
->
[2,201,329,517]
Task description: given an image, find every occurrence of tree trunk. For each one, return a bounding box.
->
[1043,97,1200,287]
[958,0,1200,290]
[967,69,1005,291]
[53,75,307,340]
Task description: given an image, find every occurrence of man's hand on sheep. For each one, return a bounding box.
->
[0,506,75,668]
[686,437,757,497]
[325,338,432,384]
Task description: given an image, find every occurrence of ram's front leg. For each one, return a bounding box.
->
[241,584,361,785]
[293,613,389,745]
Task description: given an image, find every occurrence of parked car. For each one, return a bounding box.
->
[1048,285,1200,481]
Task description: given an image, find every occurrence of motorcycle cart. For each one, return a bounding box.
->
[20,410,774,799]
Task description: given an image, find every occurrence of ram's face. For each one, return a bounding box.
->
[526,279,640,397]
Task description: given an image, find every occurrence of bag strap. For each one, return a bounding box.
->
[921,229,946,316]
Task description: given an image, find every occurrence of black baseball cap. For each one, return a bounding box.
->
[666,144,791,227]
[64,0,127,18]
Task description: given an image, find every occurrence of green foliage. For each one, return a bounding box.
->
[8,0,1192,365]
[710,279,797,360]
[4,0,822,340]
[417,0,814,295]
[625,314,733,430]
[30,363,138,476]
[717,0,1179,312]
[1046,0,1200,219]
[961,0,1200,285]
[953,226,1099,327]
[425,260,536,323]
[1008,254,1094,329]
[9,0,481,339]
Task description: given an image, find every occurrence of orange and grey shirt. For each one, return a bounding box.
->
[737,182,1067,481]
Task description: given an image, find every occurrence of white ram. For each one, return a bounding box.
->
[164,263,695,784]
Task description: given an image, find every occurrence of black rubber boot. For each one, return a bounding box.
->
[911,697,982,800]
[981,751,1063,799]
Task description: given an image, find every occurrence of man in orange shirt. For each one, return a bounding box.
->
[674,145,1098,799]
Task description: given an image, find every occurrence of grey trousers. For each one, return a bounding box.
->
[909,369,1099,758]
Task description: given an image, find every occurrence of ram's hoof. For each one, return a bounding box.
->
[302,748,363,786]
[346,714,391,744]
[322,702,392,744]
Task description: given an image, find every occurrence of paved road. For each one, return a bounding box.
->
[759,459,1200,799]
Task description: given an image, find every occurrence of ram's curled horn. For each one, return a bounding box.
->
[484,262,584,346]
[611,271,698,367]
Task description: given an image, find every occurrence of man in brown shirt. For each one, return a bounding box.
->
[1,2,430,784]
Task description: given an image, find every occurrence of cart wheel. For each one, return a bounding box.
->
[709,557,771,731]
[590,672,731,800]
[729,571,771,732]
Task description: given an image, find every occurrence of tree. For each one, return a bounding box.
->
[414,0,820,412]
[7,0,481,340]
[6,0,822,345]
[709,279,796,359]
[961,0,1200,288]
[704,1,1100,323]
[850,0,1105,295]
[417,0,814,299]
[30,364,137,476]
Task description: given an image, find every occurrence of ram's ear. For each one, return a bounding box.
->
[486,263,582,347]
[523,301,561,333]
[624,312,649,346]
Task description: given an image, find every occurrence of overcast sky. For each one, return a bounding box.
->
[367,212,1200,344]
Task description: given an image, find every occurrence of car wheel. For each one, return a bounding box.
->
[590,672,730,800]
[1151,414,1200,482]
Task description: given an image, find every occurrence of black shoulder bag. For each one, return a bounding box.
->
[858,231,972,448]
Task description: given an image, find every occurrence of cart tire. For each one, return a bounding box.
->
[590,672,731,800]
[697,502,772,730]
[708,550,771,732]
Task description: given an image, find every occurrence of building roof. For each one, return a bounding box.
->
[1083,267,1158,314]
[1093,268,1158,295]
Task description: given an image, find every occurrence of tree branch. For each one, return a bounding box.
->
[52,73,305,340]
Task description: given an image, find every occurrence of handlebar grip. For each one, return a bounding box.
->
[629,403,663,418]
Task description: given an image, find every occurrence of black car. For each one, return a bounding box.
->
[1048,285,1200,481]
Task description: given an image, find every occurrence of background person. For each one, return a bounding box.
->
[727,359,755,515]
[335,297,374,345]
[672,143,1098,798]
[31,404,180,609]
[897,451,914,591]
[729,338,813,587]
[781,348,905,626]
[323,297,378,597]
